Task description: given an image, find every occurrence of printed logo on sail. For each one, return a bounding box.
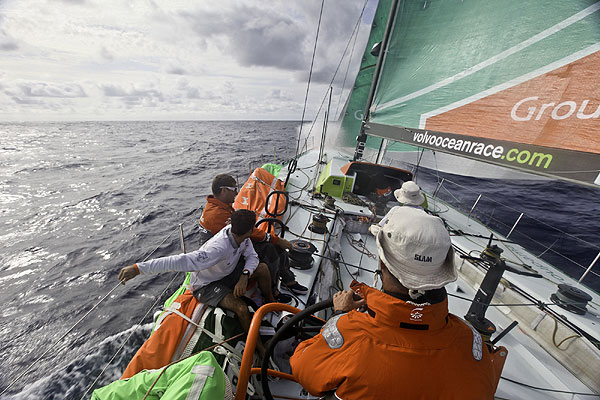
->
[411,131,554,169]
[511,97,600,122]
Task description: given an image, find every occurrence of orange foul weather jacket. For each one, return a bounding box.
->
[290,282,506,400]
[199,195,280,245]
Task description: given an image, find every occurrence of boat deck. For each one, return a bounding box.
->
[274,150,599,399]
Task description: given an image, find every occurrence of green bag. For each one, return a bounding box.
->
[91,351,231,400]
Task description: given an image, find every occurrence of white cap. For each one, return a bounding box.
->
[370,207,456,290]
[394,181,425,206]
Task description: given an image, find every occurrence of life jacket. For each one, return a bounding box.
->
[121,290,207,379]
[290,282,507,400]
[198,195,234,243]
[92,351,231,399]
[234,167,287,239]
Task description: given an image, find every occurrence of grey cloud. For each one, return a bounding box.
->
[100,84,165,106]
[269,89,292,101]
[100,46,114,61]
[167,66,187,75]
[0,28,18,51]
[176,80,221,100]
[17,82,87,98]
[178,0,369,82]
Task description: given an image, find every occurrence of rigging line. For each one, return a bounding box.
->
[299,0,370,155]
[334,14,360,118]
[295,0,325,157]
[79,272,181,400]
[500,376,600,397]
[447,292,589,309]
[0,212,195,397]
[0,282,122,396]
[419,168,600,251]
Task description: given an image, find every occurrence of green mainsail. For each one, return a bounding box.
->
[364,0,600,185]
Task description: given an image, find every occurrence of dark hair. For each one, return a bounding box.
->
[212,174,236,196]
[230,209,256,236]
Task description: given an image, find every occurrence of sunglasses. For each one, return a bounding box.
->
[221,186,238,192]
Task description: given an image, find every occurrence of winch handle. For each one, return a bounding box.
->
[255,217,288,238]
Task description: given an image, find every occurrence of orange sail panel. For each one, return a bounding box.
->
[424,51,600,155]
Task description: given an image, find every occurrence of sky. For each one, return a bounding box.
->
[0,0,377,121]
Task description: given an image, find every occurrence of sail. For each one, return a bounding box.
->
[365,0,600,186]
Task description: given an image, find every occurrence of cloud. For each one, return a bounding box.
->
[100,46,114,61]
[176,1,370,84]
[0,28,19,51]
[166,66,186,75]
[16,82,87,97]
[100,83,165,106]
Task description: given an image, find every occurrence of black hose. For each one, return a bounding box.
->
[260,298,333,400]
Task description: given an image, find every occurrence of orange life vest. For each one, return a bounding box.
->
[121,291,206,379]
[233,167,286,240]
[290,282,507,400]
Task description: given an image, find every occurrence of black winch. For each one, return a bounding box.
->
[308,213,329,234]
[550,284,593,315]
[288,239,317,270]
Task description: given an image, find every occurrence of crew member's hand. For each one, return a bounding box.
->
[278,238,293,251]
[333,290,366,313]
[234,275,249,297]
[118,265,139,284]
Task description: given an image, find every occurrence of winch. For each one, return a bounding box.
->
[550,284,593,315]
[288,239,317,270]
[308,213,329,234]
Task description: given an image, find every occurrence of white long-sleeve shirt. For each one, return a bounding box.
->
[137,225,259,291]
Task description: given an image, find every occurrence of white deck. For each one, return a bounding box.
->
[273,149,600,399]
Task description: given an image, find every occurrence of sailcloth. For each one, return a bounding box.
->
[364,0,600,186]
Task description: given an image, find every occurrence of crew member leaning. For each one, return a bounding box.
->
[118,209,275,357]
[199,174,308,300]
[290,207,506,399]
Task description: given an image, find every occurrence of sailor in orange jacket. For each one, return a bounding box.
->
[199,174,308,297]
[290,207,506,399]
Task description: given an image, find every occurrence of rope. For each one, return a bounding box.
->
[294,0,325,157]
[551,316,580,349]
[79,273,181,400]
[418,167,599,251]
[298,0,370,156]
[500,376,599,397]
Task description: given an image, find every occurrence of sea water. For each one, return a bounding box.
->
[0,121,598,399]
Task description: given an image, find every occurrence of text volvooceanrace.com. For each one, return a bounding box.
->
[411,131,553,169]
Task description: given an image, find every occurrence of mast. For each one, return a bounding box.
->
[353,0,399,161]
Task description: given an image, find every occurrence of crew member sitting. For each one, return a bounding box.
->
[199,173,308,300]
[118,209,275,357]
[290,206,506,399]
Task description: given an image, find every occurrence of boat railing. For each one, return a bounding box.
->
[419,174,600,292]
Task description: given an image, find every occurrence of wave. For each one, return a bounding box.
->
[1,323,153,400]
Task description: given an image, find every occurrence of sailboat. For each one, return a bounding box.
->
[84,0,600,399]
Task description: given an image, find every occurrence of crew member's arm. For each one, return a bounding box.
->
[117,240,227,284]
[290,290,366,396]
[233,239,260,297]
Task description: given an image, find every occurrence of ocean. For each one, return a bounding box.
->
[0,120,598,399]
